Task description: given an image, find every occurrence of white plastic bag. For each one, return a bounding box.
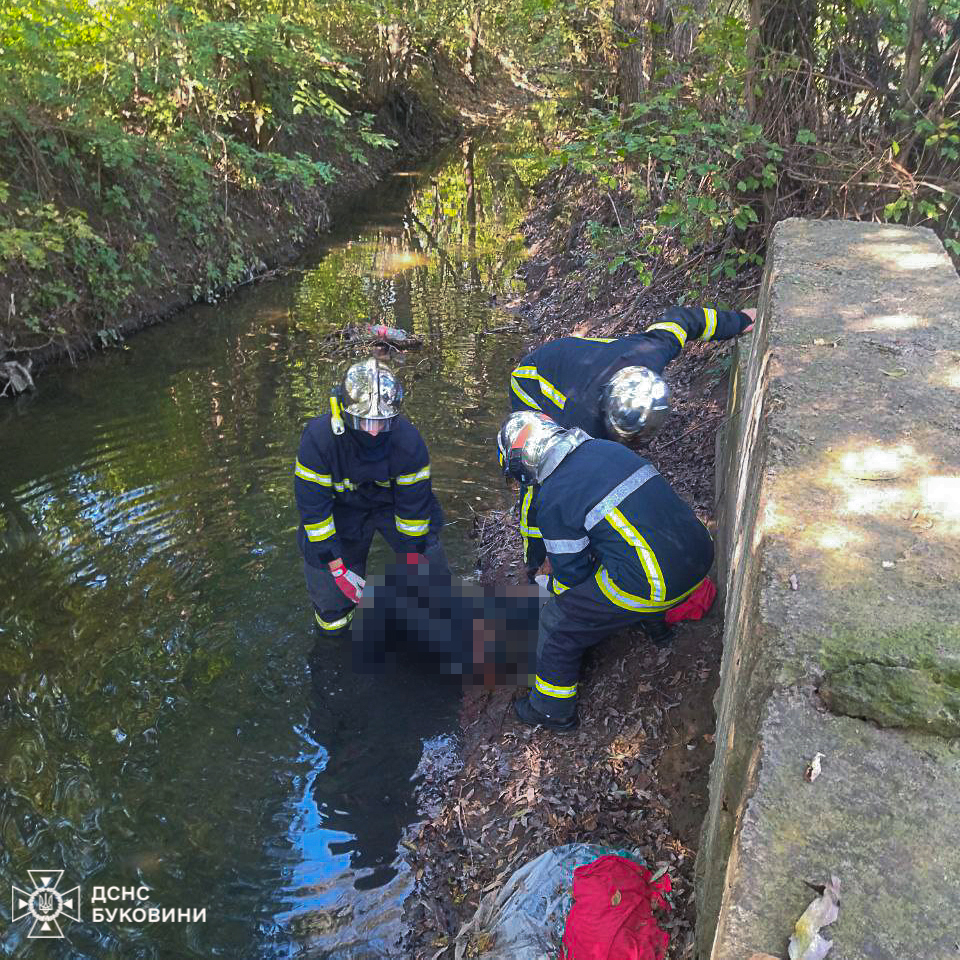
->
[454,843,608,960]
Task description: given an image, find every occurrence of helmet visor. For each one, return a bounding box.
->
[344,412,396,433]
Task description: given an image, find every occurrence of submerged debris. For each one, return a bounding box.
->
[317,323,425,359]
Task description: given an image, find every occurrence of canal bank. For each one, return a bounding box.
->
[401,166,761,958]
[0,57,532,398]
[0,134,534,958]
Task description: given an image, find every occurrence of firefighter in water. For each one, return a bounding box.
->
[509,305,756,441]
[497,410,715,731]
[294,358,447,638]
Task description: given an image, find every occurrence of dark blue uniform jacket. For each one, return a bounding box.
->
[522,440,713,612]
[509,305,751,438]
[294,415,443,567]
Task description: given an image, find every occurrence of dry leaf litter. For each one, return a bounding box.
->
[401,167,760,959]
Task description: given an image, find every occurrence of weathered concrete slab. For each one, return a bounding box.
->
[697,219,960,959]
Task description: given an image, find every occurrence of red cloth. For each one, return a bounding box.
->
[664,576,717,625]
[560,855,671,960]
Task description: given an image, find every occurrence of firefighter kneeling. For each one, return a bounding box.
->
[497,410,715,731]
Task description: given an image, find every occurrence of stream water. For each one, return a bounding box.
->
[0,136,530,958]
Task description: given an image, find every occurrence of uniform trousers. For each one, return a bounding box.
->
[530,574,674,719]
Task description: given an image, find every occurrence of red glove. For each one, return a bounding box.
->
[330,563,365,603]
[399,552,426,566]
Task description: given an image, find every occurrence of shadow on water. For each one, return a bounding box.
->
[0,129,534,958]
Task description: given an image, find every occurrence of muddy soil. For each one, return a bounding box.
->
[402,167,761,959]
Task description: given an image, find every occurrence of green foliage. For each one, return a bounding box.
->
[0,0,419,345]
[550,88,779,292]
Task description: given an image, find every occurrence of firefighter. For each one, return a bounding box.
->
[294,358,448,638]
[509,305,755,441]
[496,410,715,731]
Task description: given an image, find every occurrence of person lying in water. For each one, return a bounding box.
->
[340,558,547,688]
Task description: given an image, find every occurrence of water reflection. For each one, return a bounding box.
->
[0,135,529,957]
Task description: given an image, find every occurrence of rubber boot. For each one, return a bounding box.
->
[644,618,674,648]
[514,694,579,732]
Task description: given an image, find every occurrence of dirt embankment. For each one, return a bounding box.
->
[0,56,527,396]
[403,167,761,959]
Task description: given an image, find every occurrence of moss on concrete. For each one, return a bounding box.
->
[821,661,960,736]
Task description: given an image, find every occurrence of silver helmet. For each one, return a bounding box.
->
[497,411,589,484]
[497,411,562,484]
[338,358,403,432]
[600,366,670,441]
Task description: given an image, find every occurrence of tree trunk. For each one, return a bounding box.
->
[464,5,481,83]
[613,0,659,113]
[901,0,928,108]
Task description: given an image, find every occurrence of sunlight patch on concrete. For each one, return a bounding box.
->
[857,240,946,272]
[853,312,923,331]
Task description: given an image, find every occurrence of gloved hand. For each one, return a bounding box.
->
[399,552,426,566]
[330,562,365,603]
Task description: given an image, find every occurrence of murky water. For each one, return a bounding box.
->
[0,137,529,957]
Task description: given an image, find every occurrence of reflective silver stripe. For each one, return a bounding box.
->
[700,307,718,340]
[510,375,542,411]
[295,459,332,486]
[535,676,577,698]
[396,466,430,485]
[315,609,354,631]
[396,516,429,536]
[584,465,659,531]
[543,536,589,553]
[647,321,687,347]
[304,518,336,541]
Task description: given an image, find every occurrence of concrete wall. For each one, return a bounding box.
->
[696,219,960,959]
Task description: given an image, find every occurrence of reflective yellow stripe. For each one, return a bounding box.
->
[304,517,336,541]
[330,395,345,432]
[511,366,567,409]
[396,466,431,485]
[573,336,616,342]
[605,507,665,602]
[375,480,391,487]
[647,321,687,347]
[594,567,701,612]
[395,516,429,536]
[295,459,333,486]
[510,374,543,411]
[550,577,569,595]
[535,676,577,698]
[519,486,543,557]
[315,609,354,631]
[700,307,717,340]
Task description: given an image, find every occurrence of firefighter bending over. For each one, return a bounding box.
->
[497,410,715,731]
[509,305,755,442]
